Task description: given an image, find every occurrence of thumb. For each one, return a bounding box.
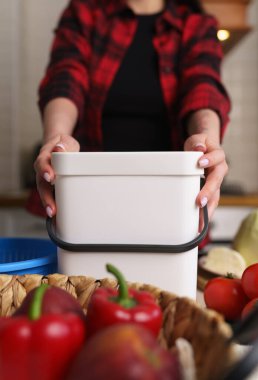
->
[53,135,80,153]
[184,133,207,153]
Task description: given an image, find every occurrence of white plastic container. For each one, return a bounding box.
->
[48,152,208,299]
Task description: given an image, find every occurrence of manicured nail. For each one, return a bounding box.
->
[46,206,53,218]
[194,143,206,151]
[200,197,208,208]
[43,172,51,182]
[199,158,209,167]
[55,143,65,151]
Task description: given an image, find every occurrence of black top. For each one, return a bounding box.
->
[102,13,171,151]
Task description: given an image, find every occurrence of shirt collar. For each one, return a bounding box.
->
[103,0,128,17]
[103,0,184,31]
[162,1,183,31]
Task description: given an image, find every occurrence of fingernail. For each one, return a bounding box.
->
[200,197,208,208]
[55,143,65,151]
[194,143,206,151]
[46,206,53,218]
[199,158,209,167]
[43,172,51,182]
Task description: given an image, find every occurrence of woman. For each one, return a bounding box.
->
[29,0,230,227]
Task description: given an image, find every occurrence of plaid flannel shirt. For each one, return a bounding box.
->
[39,0,230,151]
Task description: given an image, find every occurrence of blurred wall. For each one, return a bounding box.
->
[0,0,20,191]
[222,0,258,193]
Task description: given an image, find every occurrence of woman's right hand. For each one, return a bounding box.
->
[34,134,80,218]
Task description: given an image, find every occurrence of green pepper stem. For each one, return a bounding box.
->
[28,283,49,321]
[106,263,136,308]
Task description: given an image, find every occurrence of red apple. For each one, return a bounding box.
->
[66,323,182,380]
[13,285,85,320]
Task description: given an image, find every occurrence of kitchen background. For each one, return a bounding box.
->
[0,0,258,238]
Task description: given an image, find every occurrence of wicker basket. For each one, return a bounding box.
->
[0,274,238,380]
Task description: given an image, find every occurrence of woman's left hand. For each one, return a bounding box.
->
[184,133,228,230]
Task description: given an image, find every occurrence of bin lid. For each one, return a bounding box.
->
[52,152,204,176]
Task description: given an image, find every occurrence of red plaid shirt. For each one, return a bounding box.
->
[28,0,230,217]
[39,0,230,150]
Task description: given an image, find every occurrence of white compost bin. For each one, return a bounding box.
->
[47,152,208,299]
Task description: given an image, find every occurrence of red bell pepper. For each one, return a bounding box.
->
[86,263,162,338]
[0,284,86,380]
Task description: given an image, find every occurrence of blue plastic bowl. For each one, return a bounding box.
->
[0,237,57,275]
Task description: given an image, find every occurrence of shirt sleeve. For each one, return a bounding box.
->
[178,13,231,142]
[38,0,92,119]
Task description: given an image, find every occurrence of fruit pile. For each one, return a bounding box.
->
[0,264,194,380]
[204,262,258,321]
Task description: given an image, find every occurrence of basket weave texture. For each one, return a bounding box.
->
[0,274,237,380]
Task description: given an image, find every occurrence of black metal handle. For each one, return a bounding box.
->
[221,300,258,379]
[222,339,258,380]
[230,302,258,346]
[46,205,209,254]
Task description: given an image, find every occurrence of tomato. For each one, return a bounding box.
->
[241,298,258,319]
[241,263,258,299]
[204,277,249,321]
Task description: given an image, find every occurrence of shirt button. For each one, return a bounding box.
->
[164,66,171,73]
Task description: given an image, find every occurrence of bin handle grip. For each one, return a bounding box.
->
[46,205,208,254]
